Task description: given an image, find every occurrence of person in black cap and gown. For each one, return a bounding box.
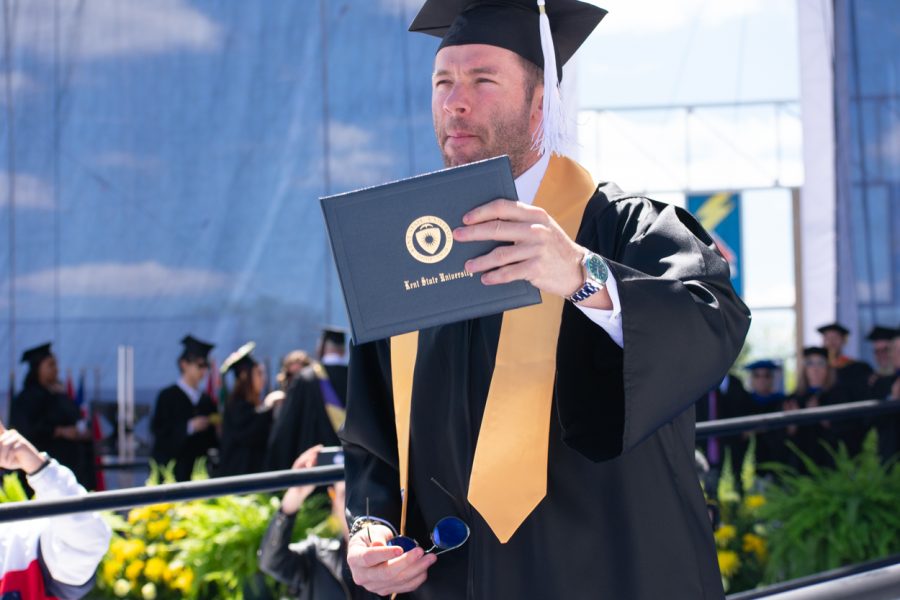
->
[870,327,900,459]
[150,335,219,482]
[784,347,852,468]
[9,343,96,490]
[817,322,873,400]
[694,371,752,478]
[339,1,751,597]
[264,328,345,472]
[218,342,273,477]
[867,326,898,400]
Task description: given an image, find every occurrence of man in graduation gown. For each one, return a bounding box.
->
[265,328,346,471]
[340,1,751,598]
[150,335,218,482]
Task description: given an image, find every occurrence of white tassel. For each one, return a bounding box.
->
[533,0,570,157]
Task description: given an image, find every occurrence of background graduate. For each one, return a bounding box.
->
[340,0,751,598]
[218,342,273,477]
[265,328,346,472]
[9,342,96,490]
[150,335,219,482]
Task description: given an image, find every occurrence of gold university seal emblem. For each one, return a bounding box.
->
[405,216,453,264]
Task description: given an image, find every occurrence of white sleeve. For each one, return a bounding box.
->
[574,270,624,348]
[27,460,112,586]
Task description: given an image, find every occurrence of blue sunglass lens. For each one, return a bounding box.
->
[432,516,469,550]
[388,536,418,553]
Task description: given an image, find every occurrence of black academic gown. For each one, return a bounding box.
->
[218,396,273,477]
[264,367,342,472]
[150,385,219,482]
[10,383,96,490]
[695,373,753,469]
[341,184,751,600]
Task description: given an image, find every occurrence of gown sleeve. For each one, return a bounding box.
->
[150,390,187,463]
[339,339,402,529]
[556,195,751,461]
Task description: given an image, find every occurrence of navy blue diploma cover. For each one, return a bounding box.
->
[320,156,541,344]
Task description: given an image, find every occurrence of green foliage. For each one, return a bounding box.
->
[760,430,900,583]
[0,473,27,503]
[713,437,769,593]
[95,459,332,599]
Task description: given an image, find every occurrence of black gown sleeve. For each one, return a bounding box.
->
[150,390,188,464]
[339,339,402,529]
[258,510,313,589]
[556,194,751,461]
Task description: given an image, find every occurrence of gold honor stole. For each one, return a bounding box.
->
[390,156,597,543]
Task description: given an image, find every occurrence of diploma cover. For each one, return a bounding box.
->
[320,156,541,344]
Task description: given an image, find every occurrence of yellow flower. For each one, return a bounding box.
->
[164,527,187,541]
[717,550,741,578]
[121,539,146,561]
[109,539,127,562]
[128,506,152,524]
[141,582,158,600]
[103,559,124,584]
[125,559,145,582]
[171,568,194,593]
[144,557,167,583]
[744,494,766,510]
[742,533,768,562]
[163,561,183,584]
[146,517,171,539]
[714,524,737,547]
[113,579,132,597]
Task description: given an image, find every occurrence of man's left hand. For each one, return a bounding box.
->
[455,199,612,310]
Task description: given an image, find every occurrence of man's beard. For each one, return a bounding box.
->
[435,102,534,178]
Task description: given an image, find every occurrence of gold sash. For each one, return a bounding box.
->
[390,156,597,543]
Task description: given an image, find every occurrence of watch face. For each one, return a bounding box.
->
[586,254,609,283]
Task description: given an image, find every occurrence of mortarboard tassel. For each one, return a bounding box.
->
[533,0,570,157]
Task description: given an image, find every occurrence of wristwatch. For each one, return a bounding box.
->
[566,251,609,304]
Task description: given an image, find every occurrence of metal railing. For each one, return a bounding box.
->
[0,465,344,523]
[696,398,900,439]
[728,553,900,599]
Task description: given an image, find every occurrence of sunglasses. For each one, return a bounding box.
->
[387,516,470,556]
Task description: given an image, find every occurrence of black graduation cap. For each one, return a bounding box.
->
[866,326,896,342]
[220,341,257,376]
[744,359,778,371]
[180,335,215,361]
[409,0,607,82]
[817,322,850,336]
[20,342,53,368]
[321,326,348,347]
[802,346,829,360]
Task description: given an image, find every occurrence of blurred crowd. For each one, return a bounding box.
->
[697,322,900,481]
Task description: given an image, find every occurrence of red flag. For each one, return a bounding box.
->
[92,407,106,491]
[65,368,75,401]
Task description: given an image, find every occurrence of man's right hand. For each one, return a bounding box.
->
[347,524,437,596]
[189,415,210,432]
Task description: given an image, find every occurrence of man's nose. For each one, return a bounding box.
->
[443,84,470,115]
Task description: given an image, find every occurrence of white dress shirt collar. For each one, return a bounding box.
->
[514,151,551,206]
[177,377,202,405]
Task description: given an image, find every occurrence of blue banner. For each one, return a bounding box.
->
[687,193,743,297]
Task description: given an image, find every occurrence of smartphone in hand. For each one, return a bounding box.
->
[316,446,344,466]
